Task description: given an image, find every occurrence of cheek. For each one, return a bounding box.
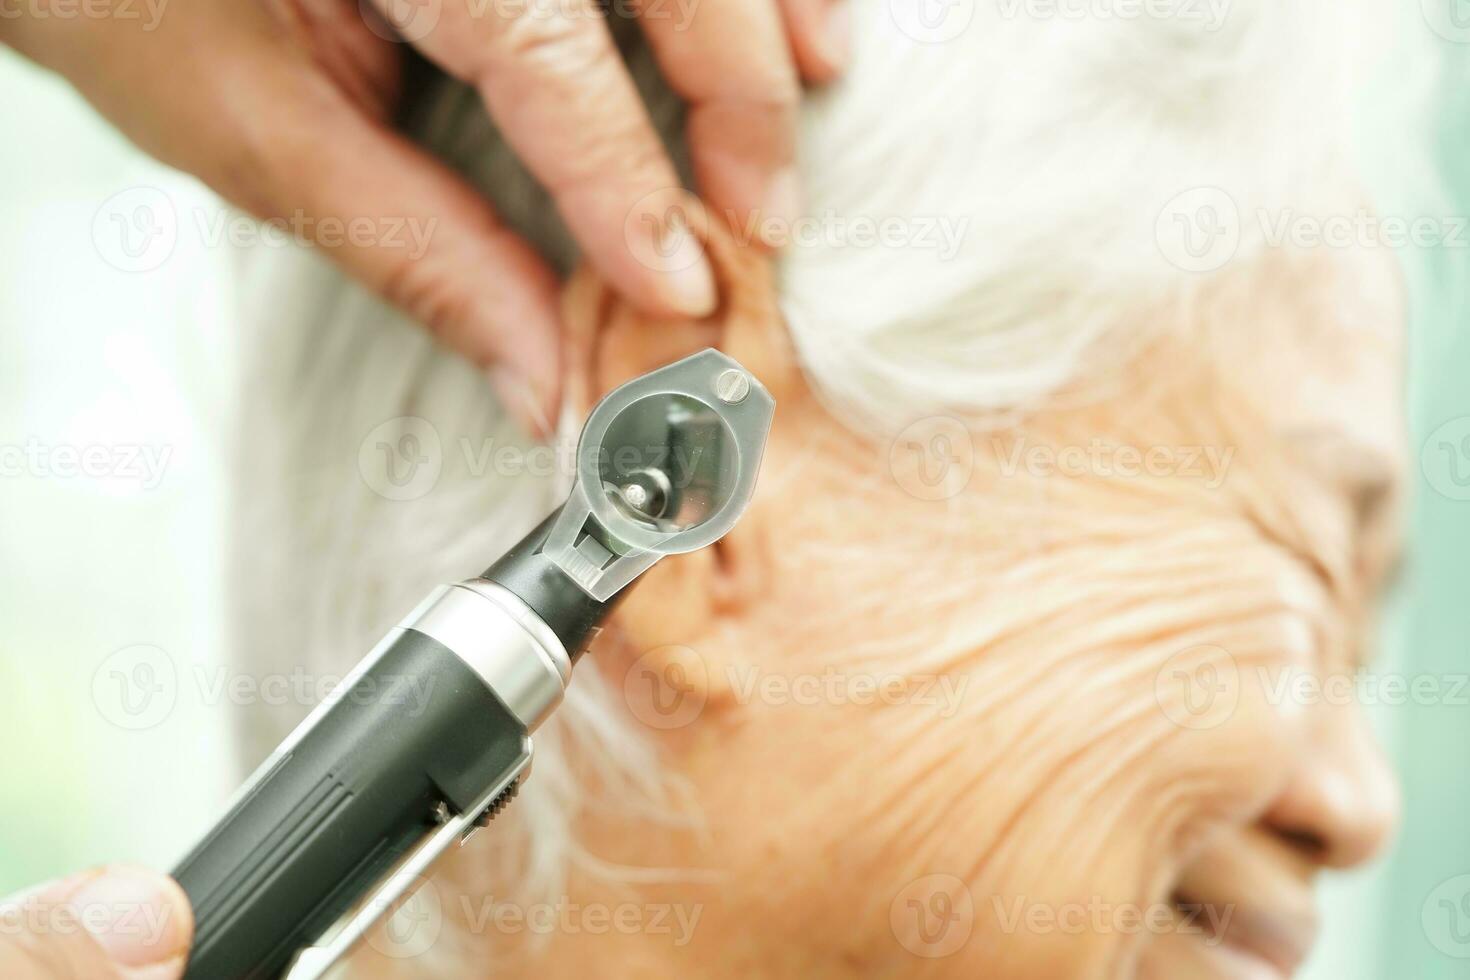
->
[722,622,1305,978]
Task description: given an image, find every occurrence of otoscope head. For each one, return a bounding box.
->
[556,348,774,595]
[482,349,775,656]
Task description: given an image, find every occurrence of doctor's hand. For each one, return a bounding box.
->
[0,865,193,980]
[0,0,845,435]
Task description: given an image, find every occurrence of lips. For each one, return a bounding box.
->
[1170,833,1320,978]
[1170,890,1317,978]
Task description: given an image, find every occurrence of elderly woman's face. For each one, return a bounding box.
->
[562,247,1405,980]
[349,245,1406,980]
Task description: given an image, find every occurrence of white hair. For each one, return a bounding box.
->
[229,0,1427,957]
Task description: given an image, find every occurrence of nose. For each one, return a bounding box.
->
[1263,698,1400,869]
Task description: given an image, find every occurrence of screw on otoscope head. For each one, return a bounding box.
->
[715,368,751,404]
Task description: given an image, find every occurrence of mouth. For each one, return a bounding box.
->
[1169,886,1318,980]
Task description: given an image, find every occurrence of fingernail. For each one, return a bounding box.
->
[822,2,851,70]
[490,366,554,440]
[659,247,719,319]
[64,866,190,975]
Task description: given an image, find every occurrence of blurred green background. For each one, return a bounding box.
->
[2,10,1470,978]
[0,51,237,888]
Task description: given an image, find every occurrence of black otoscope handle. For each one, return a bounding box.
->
[171,512,615,980]
[173,614,538,979]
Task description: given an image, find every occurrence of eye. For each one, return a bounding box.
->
[1334,448,1403,587]
[1287,427,1405,590]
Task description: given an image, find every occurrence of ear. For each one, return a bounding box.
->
[556,221,802,711]
[559,219,804,419]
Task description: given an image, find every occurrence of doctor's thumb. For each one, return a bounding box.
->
[0,865,193,980]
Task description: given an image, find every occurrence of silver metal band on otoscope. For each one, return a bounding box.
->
[401,580,571,731]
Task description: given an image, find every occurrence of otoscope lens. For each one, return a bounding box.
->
[595,392,736,535]
[610,466,673,523]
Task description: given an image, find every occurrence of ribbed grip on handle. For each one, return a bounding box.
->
[174,628,531,979]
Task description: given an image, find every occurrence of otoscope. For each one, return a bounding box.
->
[172,349,775,979]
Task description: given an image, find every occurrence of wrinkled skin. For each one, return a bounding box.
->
[359,230,1403,980]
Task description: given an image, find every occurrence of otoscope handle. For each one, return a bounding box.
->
[173,583,567,980]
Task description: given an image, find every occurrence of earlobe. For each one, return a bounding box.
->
[598,618,745,731]
[596,549,747,714]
